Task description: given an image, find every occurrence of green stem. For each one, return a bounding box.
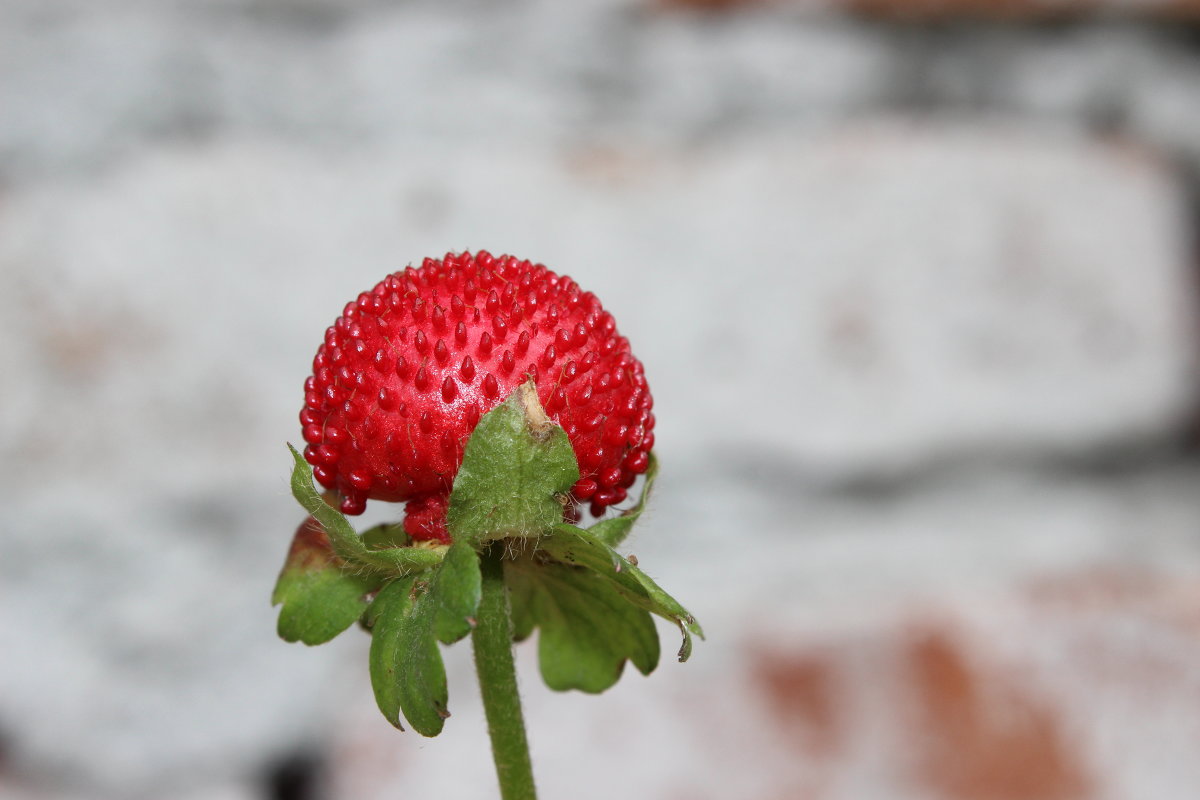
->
[472,544,537,800]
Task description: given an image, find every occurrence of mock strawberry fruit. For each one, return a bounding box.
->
[299,251,655,541]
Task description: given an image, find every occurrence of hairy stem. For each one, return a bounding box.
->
[472,544,537,800]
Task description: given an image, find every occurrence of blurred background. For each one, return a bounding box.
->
[3,0,1200,798]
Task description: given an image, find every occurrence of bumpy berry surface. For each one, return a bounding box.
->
[300,251,655,542]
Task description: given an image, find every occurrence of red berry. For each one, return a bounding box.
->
[300,251,654,542]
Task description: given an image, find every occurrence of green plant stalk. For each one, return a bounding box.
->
[472,545,537,800]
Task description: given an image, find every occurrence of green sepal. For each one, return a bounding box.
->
[361,522,411,550]
[366,543,483,735]
[288,445,444,575]
[504,552,659,693]
[585,453,659,548]
[540,523,704,663]
[446,383,580,545]
[272,517,383,645]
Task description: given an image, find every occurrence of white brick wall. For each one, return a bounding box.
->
[1,3,1198,798]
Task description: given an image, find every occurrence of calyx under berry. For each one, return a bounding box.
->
[299,251,655,540]
[277,385,701,732]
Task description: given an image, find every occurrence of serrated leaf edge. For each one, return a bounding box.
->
[538,524,702,664]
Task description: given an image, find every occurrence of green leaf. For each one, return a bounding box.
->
[446,383,580,545]
[507,553,538,643]
[540,524,652,603]
[366,545,483,735]
[627,563,704,663]
[541,524,704,663]
[288,445,444,575]
[368,577,447,735]
[504,553,659,693]
[431,541,483,645]
[586,453,659,548]
[273,516,382,645]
